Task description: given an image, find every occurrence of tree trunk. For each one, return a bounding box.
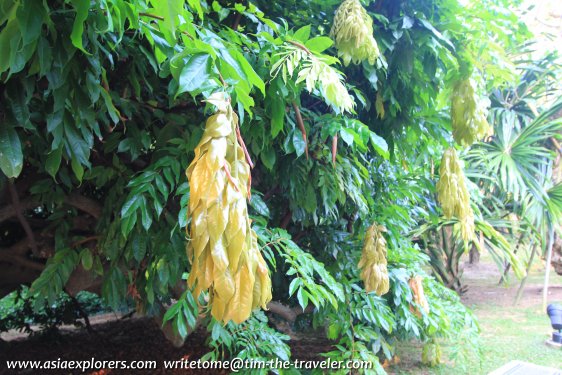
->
[469,244,480,264]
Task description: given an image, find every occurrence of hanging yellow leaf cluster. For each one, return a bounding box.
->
[421,341,442,367]
[358,223,389,295]
[451,77,492,146]
[330,0,380,66]
[186,93,272,324]
[408,276,429,317]
[436,148,475,242]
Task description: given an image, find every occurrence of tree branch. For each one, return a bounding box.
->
[0,200,37,223]
[0,252,45,271]
[287,40,312,55]
[65,193,102,219]
[70,236,101,248]
[8,181,39,256]
[280,210,292,229]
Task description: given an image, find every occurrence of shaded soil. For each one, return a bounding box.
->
[1,314,333,375]
[2,258,561,375]
[0,317,222,375]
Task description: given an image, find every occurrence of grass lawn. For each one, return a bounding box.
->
[391,254,562,374]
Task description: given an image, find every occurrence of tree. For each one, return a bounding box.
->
[0,0,532,370]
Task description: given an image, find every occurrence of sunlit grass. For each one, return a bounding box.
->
[392,253,562,374]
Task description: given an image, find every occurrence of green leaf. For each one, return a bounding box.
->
[370,133,389,160]
[140,196,153,230]
[288,278,301,296]
[305,36,333,54]
[45,147,62,178]
[0,124,23,178]
[150,0,184,44]
[17,1,45,46]
[260,146,276,170]
[80,248,93,270]
[297,288,308,310]
[176,54,212,97]
[187,0,204,19]
[69,0,91,54]
[340,128,355,146]
[292,130,306,157]
[293,25,311,42]
[132,234,147,262]
[418,18,455,50]
[71,157,84,182]
[121,195,142,218]
[270,97,285,138]
[250,195,270,217]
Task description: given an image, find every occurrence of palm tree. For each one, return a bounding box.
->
[467,61,562,307]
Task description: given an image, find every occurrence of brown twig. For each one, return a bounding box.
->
[292,101,308,159]
[223,164,240,192]
[218,72,228,87]
[235,126,254,169]
[287,40,312,55]
[332,134,338,167]
[139,12,164,21]
[70,236,101,248]
[8,181,39,257]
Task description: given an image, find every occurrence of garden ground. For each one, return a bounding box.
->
[392,253,562,374]
[1,253,561,375]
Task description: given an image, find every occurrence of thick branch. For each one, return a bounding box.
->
[8,182,39,256]
[0,200,38,223]
[266,301,315,322]
[65,193,102,219]
[267,301,297,321]
[0,252,45,271]
[280,210,292,229]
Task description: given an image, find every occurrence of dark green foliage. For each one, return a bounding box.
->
[0,288,109,334]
